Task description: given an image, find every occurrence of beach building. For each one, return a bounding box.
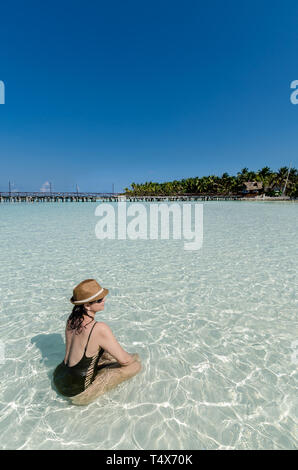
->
[264,184,283,196]
[241,181,263,197]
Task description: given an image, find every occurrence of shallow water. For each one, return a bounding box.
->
[0,200,297,449]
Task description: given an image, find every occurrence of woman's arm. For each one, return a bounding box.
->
[96,322,136,366]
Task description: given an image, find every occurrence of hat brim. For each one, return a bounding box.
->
[70,287,109,305]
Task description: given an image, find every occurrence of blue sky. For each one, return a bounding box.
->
[0,0,297,193]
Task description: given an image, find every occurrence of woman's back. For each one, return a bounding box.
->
[54,321,104,397]
[64,320,102,367]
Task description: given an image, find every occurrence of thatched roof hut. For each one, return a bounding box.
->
[242,181,263,192]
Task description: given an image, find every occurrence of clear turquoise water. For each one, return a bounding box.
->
[0,201,297,450]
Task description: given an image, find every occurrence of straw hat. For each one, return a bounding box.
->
[70,279,109,305]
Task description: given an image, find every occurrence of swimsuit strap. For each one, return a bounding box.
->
[84,322,97,353]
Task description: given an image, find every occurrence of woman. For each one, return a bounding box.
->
[53,279,142,405]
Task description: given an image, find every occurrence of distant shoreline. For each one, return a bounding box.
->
[121,194,297,202]
[238,196,296,202]
[0,193,297,203]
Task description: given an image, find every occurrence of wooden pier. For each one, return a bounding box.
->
[0,192,120,203]
[0,191,242,203]
[123,194,242,202]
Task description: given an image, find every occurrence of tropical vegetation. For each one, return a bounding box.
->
[124,166,298,198]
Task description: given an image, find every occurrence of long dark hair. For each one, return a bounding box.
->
[67,304,88,334]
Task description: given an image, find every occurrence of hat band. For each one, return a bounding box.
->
[73,287,104,304]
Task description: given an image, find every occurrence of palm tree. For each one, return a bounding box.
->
[237,168,249,182]
[123,166,298,197]
[257,166,271,179]
[219,172,232,194]
[255,166,272,193]
[275,167,289,194]
[287,168,298,195]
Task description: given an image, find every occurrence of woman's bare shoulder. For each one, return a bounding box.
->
[95,321,111,334]
[95,322,118,341]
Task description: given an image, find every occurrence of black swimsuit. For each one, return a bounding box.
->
[53,322,104,397]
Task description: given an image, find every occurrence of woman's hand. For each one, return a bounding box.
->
[120,353,141,367]
[129,353,141,363]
